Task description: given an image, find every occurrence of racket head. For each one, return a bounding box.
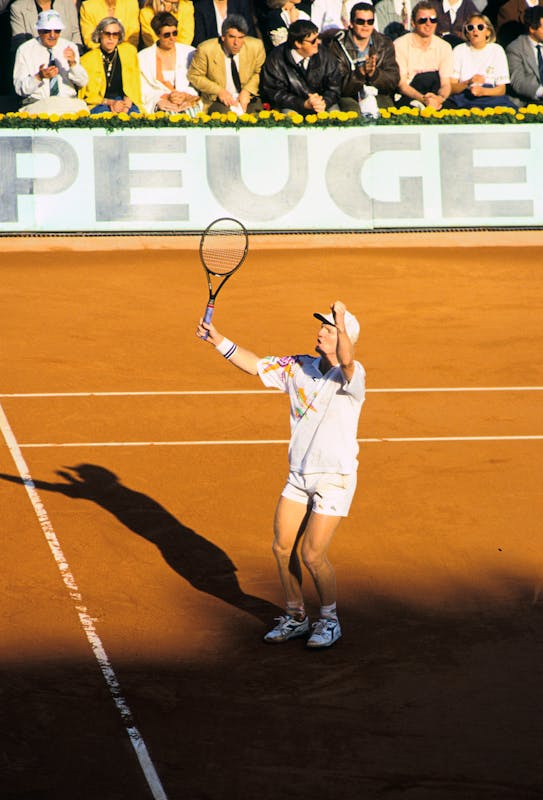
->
[199,217,248,277]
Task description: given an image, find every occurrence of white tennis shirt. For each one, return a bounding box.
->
[257,355,366,475]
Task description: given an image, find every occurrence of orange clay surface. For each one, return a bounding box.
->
[1,231,543,800]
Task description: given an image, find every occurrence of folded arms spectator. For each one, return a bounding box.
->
[79,17,142,113]
[260,18,342,114]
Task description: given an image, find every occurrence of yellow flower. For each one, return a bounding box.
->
[210,111,222,120]
[226,111,238,123]
[290,112,304,124]
[516,113,525,121]
[272,111,285,121]
[77,108,90,117]
[38,113,49,120]
[380,109,391,119]
[345,110,358,120]
[48,114,60,123]
[316,111,329,120]
[259,110,271,119]
[117,112,130,121]
[197,113,211,123]
[305,114,317,124]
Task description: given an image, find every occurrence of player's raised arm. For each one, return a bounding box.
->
[196,319,260,375]
[331,300,356,382]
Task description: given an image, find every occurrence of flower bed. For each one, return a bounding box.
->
[1,104,543,131]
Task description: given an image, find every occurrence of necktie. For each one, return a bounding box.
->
[401,0,409,28]
[48,48,59,96]
[229,54,242,94]
[537,44,543,87]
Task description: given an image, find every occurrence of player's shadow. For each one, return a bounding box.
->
[0,464,281,625]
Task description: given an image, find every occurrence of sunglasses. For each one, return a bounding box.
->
[353,17,375,24]
[102,30,121,37]
[465,22,487,31]
[415,16,438,23]
[40,29,61,33]
[304,35,320,44]
[160,30,178,37]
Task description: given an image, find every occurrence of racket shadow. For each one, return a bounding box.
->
[0,464,281,625]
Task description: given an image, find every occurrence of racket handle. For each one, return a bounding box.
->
[202,302,215,340]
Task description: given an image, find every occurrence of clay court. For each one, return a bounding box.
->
[1,230,543,800]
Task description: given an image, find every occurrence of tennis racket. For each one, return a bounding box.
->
[200,217,248,338]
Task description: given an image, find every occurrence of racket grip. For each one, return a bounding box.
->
[202,302,215,340]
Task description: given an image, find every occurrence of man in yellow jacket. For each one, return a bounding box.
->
[79,17,142,113]
[188,14,265,113]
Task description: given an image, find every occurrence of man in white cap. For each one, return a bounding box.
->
[13,9,88,113]
[196,300,365,649]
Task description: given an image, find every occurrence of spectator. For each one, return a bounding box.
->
[10,0,82,53]
[448,12,517,104]
[394,0,453,106]
[138,10,202,112]
[435,0,481,45]
[79,0,140,49]
[261,0,311,51]
[79,16,142,112]
[13,9,88,113]
[140,0,195,48]
[377,0,415,34]
[188,13,265,112]
[329,2,400,110]
[506,4,543,102]
[192,0,255,46]
[260,18,342,113]
[310,0,344,33]
[497,0,543,48]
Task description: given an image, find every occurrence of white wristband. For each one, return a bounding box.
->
[215,337,237,359]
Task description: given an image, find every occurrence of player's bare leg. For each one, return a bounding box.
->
[263,497,311,643]
[301,512,344,649]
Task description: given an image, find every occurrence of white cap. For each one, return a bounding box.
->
[36,10,65,31]
[313,310,360,344]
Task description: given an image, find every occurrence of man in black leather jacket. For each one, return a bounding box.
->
[328,2,401,110]
[260,18,342,114]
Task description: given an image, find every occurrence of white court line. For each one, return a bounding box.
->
[0,402,169,800]
[17,435,543,448]
[1,386,543,398]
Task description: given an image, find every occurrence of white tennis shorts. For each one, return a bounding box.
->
[281,471,357,517]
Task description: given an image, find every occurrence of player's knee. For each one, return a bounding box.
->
[272,538,292,563]
[301,547,326,573]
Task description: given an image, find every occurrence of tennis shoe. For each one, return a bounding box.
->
[264,614,309,643]
[306,617,342,649]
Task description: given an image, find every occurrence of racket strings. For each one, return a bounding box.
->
[201,231,247,276]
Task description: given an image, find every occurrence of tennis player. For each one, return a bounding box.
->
[196,300,365,648]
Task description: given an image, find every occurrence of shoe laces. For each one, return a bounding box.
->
[312,617,334,635]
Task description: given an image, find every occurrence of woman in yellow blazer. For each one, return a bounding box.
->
[140,0,195,48]
[79,17,143,112]
[79,0,141,50]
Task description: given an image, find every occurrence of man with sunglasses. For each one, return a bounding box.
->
[329,2,400,112]
[393,0,453,108]
[261,18,342,115]
[13,9,88,113]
